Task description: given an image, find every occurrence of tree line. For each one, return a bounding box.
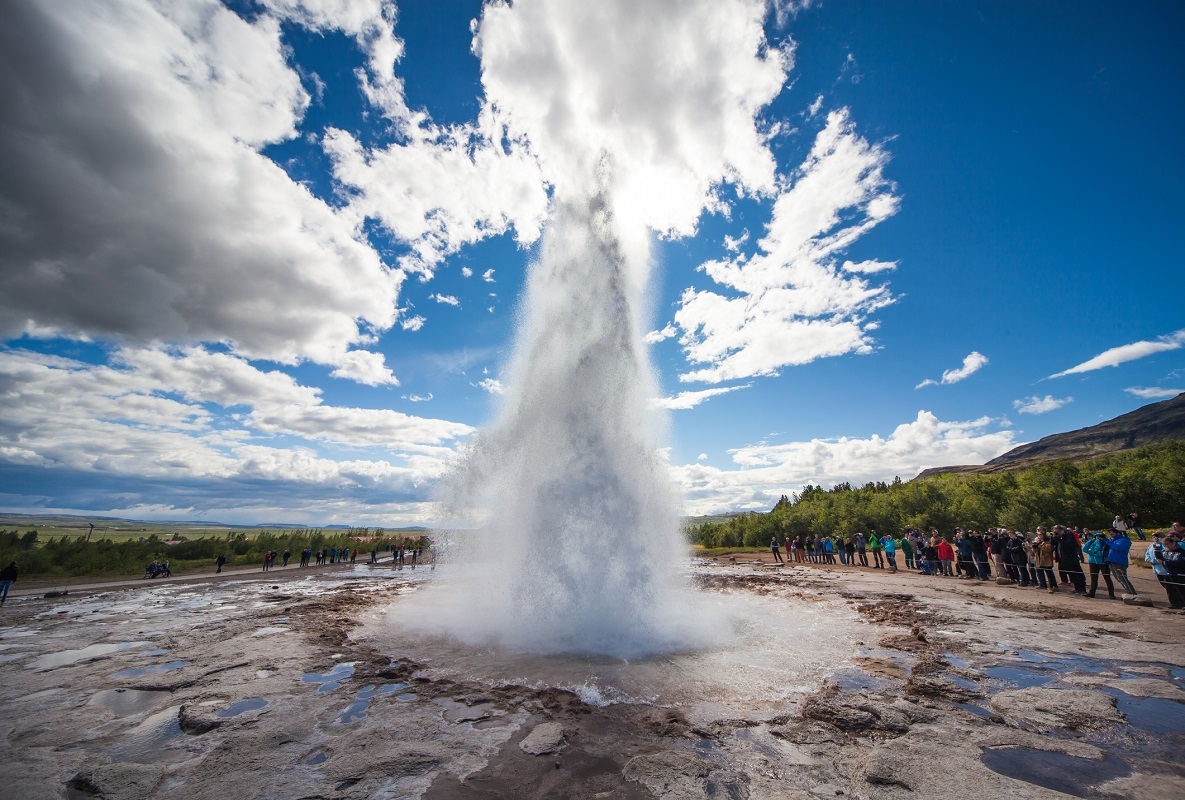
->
[0,528,426,579]
[688,441,1185,548]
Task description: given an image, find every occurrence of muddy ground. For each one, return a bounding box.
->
[1,557,1182,799]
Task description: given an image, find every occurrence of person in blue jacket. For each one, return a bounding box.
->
[1104,527,1137,596]
[1082,531,1115,599]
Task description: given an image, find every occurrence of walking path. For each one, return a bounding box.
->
[6,555,401,600]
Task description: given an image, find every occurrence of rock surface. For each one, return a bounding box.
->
[0,559,1179,800]
[518,721,566,755]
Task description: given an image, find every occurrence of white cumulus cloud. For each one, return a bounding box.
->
[670,411,1016,515]
[672,109,900,384]
[0,0,402,384]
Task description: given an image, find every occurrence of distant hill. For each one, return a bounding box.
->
[918,392,1185,478]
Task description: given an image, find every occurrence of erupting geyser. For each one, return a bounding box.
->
[432,182,717,658]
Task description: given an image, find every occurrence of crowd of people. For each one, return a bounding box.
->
[767,520,1185,609]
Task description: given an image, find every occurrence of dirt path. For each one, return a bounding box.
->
[6,554,403,598]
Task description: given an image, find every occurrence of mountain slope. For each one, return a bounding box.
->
[918,392,1185,477]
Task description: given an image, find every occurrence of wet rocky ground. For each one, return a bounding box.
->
[1,559,1182,799]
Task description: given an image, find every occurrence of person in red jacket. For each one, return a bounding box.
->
[936,538,955,576]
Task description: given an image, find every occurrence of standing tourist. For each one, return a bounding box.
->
[970,531,991,580]
[214,553,226,574]
[881,533,897,573]
[1104,527,1138,596]
[1145,534,1173,605]
[1034,533,1057,593]
[937,536,958,580]
[869,531,884,569]
[1154,536,1185,609]
[1082,532,1116,599]
[1127,512,1145,541]
[901,534,915,570]
[988,531,1007,580]
[1053,525,1086,594]
[770,536,784,563]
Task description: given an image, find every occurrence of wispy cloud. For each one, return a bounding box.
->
[401,315,426,332]
[842,259,897,274]
[429,293,460,307]
[1013,395,1073,415]
[651,384,750,410]
[475,378,504,395]
[461,266,473,278]
[916,351,988,389]
[1124,386,1184,400]
[482,269,495,283]
[1049,329,1185,379]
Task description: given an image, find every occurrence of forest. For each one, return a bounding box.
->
[0,527,424,580]
[687,442,1185,548]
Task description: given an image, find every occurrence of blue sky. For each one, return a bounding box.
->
[1,0,1182,525]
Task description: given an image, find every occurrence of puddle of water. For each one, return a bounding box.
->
[980,747,1130,798]
[305,751,328,766]
[302,662,355,693]
[1101,689,1185,736]
[944,654,969,668]
[109,706,186,763]
[252,627,288,637]
[141,649,170,657]
[984,666,1056,688]
[1008,649,1110,674]
[112,661,191,679]
[29,641,151,671]
[336,699,370,724]
[357,683,405,699]
[216,698,269,718]
[395,693,418,702]
[89,688,169,717]
[834,668,893,692]
[957,702,994,720]
[473,717,512,730]
[945,675,977,692]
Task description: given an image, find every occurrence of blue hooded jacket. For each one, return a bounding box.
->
[1105,532,1131,567]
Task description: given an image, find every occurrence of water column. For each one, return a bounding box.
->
[443,186,695,657]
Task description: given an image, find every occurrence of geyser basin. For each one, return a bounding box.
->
[358,577,864,724]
